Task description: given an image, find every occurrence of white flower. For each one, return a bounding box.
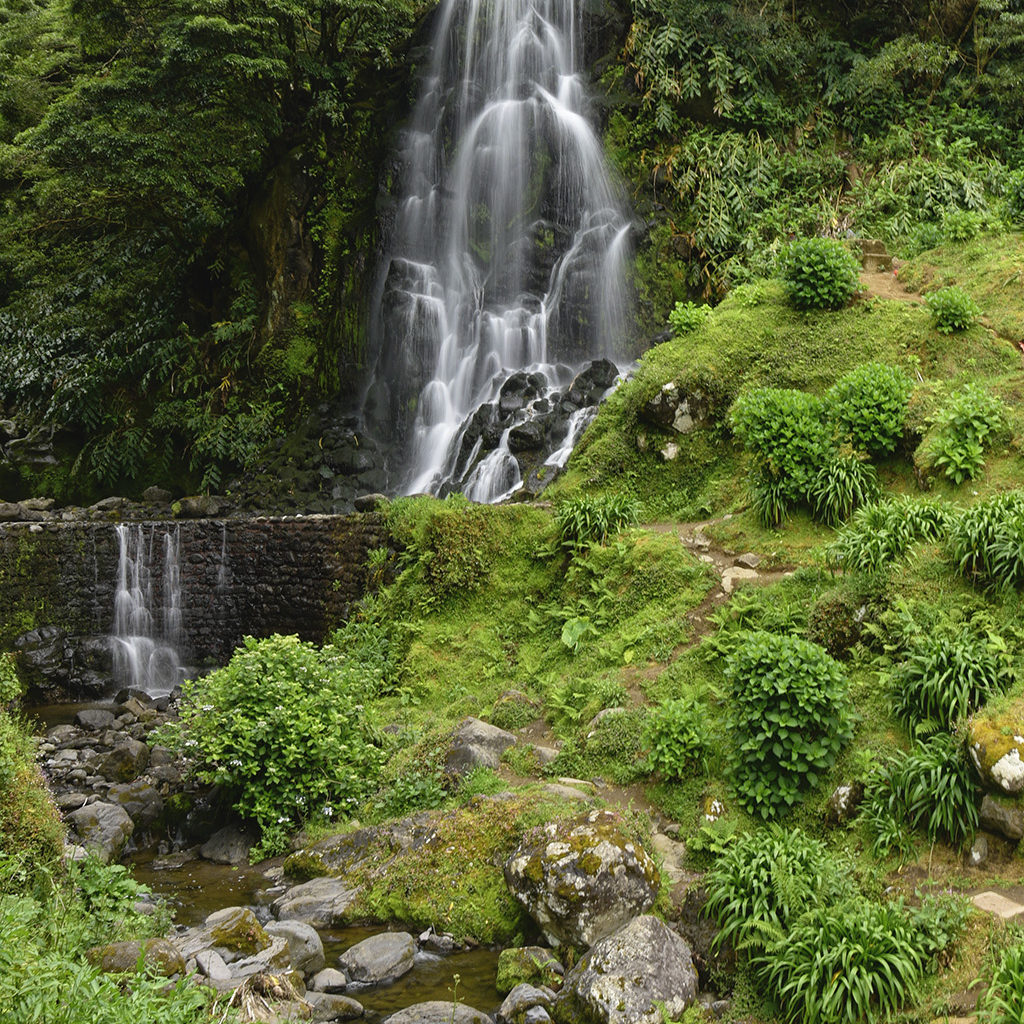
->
[201,704,214,712]
[229,759,243,768]
[323,806,334,818]
[277,816,291,825]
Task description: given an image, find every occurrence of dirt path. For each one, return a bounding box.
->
[859,267,922,303]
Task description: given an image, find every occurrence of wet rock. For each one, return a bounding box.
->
[553,916,697,1024]
[200,825,257,865]
[337,931,416,986]
[445,717,517,776]
[175,495,223,517]
[272,877,361,929]
[496,947,564,995]
[504,809,659,948]
[206,907,272,956]
[310,968,348,993]
[267,920,326,975]
[107,779,164,828]
[306,992,365,1021]
[98,739,150,782]
[67,801,134,863]
[86,938,185,976]
[384,1002,491,1024]
[509,422,546,452]
[979,794,1024,841]
[498,984,554,1024]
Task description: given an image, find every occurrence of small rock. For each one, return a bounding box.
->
[75,708,116,731]
[337,931,416,986]
[195,949,233,982]
[969,834,989,868]
[67,801,134,863]
[86,938,185,976]
[979,794,1024,841]
[175,495,223,517]
[310,968,348,993]
[97,739,150,783]
[266,920,326,975]
[354,493,387,513]
[498,983,553,1024]
[734,552,761,569]
[201,825,257,865]
[384,1003,491,1024]
[445,717,517,776]
[272,877,360,929]
[306,992,365,1022]
[141,486,173,503]
[720,566,759,594]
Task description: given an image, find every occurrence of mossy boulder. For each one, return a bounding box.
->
[504,809,659,948]
[496,946,564,995]
[207,906,271,956]
[86,938,186,976]
[969,700,1024,794]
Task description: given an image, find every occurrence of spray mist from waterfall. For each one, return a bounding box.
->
[365,0,631,500]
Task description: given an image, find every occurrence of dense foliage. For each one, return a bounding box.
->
[778,237,861,311]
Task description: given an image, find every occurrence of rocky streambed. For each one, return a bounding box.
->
[36,693,727,1024]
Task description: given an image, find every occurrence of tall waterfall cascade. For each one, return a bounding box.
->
[111,524,185,696]
[365,0,631,501]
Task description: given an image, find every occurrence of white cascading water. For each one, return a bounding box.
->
[111,524,185,695]
[366,0,630,500]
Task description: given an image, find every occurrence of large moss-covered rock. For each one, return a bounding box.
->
[86,938,185,976]
[504,809,659,948]
[496,946,564,995]
[969,701,1024,794]
[207,907,272,955]
[552,916,697,1024]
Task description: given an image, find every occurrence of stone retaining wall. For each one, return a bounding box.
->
[0,514,384,699]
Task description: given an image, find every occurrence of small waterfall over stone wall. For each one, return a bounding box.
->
[365,0,631,500]
[111,523,185,696]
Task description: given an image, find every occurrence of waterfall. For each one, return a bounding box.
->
[111,524,185,696]
[365,0,630,499]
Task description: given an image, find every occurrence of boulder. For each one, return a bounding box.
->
[384,1003,491,1024]
[206,907,272,957]
[979,794,1024,841]
[337,931,416,986]
[267,920,326,975]
[272,876,361,929]
[75,708,116,731]
[496,946,564,995]
[553,916,697,1024]
[98,739,150,782]
[504,809,659,947]
[310,968,348,993]
[107,779,164,828]
[86,938,185,976]
[306,992,365,1022]
[141,486,173,503]
[498,984,554,1024]
[231,936,292,978]
[970,705,1024,795]
[445,716,517,776]
[200,825,257,865]
[175,495,223,517]
[639,382,711,435]
[67,801,134,863]
[195,949,233,982]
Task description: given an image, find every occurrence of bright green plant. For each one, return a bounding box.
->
[942,207,983,241]
[668,300,712,335]
[0,654,21,704]
[643,698,710,778]
[827,497,949,572]
[810,451,880,526]
[948,490,1024,591]
[925,285,982,333]
[761,898,928,1023]
[977,934,1024,1023]
[924,384,1009,483]
[1006,169,1024,225]
[159,634,385,857]
[777,237,861,311]
[704,826,854,953]
[553,494,640,552]
[890,632,1014,734]
[367,769,446,823]
[864,732,980,849]
[725,632,853,818]
[826,362,912,456]
[730,388,834,522]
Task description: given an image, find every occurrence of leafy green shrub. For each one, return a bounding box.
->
[890,632,1013,734]
[925,285,981,333]
[0,654,22,705]
[777,237,861,311]
[977,935,1024,1023]
[554,494,640,553]
[827,497,949,572]
[704,826,853,953]
[643,699,710,778]
[490,692,540,731]
[761,898,928,1023]
[826,362,912,457]
[726,632,853,818]
[367,769,446,822]
[942,207,983,242]
[730,388,834,522]
[948,490,1024,591]
[1005,169,1024,226]
[668,300,712,335]
[810,451,880,526]
[160,634,385,857]
[923,383,1009,484]
[900,221,944,258]
[864,732,979,850]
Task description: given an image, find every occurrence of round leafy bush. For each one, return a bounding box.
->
[730,388,834,522]
[826,362,912,456]
[161,634,385,857]
[725,632,853,818]
[810,451,880,526]
[923,383,1009,485]
[947,489,1024,591]
[925,285,981,333]
[827,497,949,573]
[777,236,860,310]
[942,207,983,242]
[643,698,709,778]
[668,300,712,335]
[761,898,928,1023]
[890,632,1013,734]
[704,826,853,954]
